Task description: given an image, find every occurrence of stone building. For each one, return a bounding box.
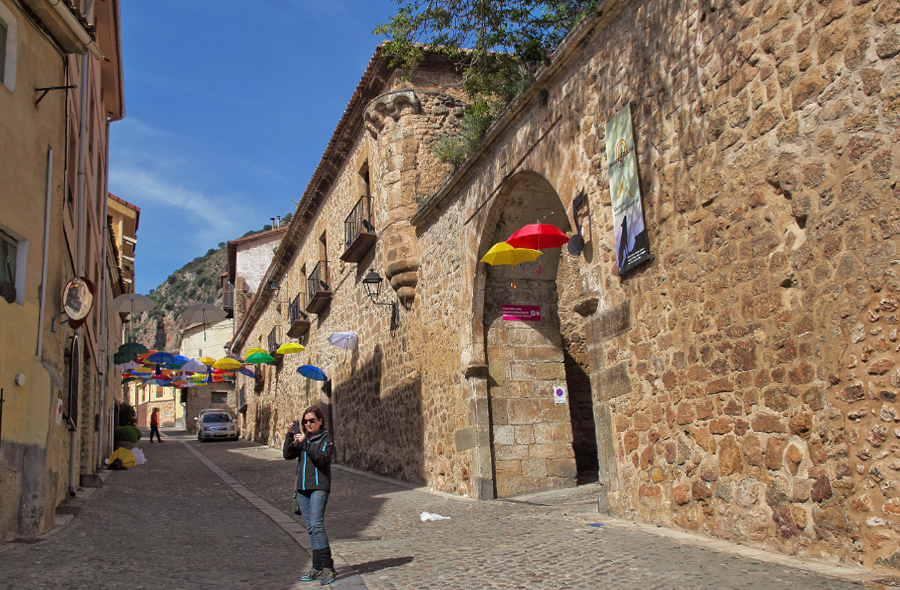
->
[231,0,900,574]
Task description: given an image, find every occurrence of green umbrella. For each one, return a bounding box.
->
[245,351,275,364]
[115,341,148,363]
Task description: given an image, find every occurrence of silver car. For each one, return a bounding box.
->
[196,412,238,442]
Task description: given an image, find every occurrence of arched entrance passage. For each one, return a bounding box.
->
[475,172,598,498]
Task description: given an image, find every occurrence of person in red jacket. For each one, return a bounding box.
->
[149,407,163,443]
[284,406,334,585]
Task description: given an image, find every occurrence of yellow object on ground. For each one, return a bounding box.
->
[108,447,137,468]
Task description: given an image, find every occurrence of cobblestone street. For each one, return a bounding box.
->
[0,429,881,589]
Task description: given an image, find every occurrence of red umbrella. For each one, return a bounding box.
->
[506,223,569,275]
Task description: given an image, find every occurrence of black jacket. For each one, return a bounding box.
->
[283,429,333,493]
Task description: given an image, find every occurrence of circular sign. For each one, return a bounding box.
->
[62,276,94,322]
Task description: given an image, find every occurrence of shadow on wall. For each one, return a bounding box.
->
[255,403,272,444]
[333,344,425,485]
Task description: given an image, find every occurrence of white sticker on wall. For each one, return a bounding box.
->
[56,399,63,424]
[554,386,567,404]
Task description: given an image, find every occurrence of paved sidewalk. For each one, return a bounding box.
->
[0,428,885,589]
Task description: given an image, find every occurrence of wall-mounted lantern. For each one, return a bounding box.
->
[362,269,398,331]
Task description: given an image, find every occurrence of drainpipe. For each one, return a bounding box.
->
[37,148,53,356]
[69,0,96,497]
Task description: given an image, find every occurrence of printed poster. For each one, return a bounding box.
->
[606,103,651,275]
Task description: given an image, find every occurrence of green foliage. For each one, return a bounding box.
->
[205,248,216,256]
[432,96,502,166]
[433,134,466,167]
[113,425,141,443]
[374,1,596,101]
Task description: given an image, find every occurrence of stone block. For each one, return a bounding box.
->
[535,362,567,380]
[507,399,542,425]
[590,300,631,343]
[534,422,572,444]
[492,425,515,446]
[547,458,577,479]
[530,442,575,460]
[514,425,535,445]
[495,445,529,461]
[494,459,523,473]
[521,459,548,478]
[593,363,632,402]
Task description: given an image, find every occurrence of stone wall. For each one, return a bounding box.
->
[411,0,900,571]
[233,0,900,572]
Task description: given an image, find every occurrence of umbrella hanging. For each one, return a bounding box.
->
[180,303,228,340]
[506,223,569,275]
[111,294,156,341]
[297,365,327,381]
[276,342,306,355]
[246,347,268,356]
[198,356,217,367]
[245,352,276,364]
[213,357,243,371]
[115,341,148,363]
[327,331,358,350]
[179,358,207,373]
[480,242,542,289]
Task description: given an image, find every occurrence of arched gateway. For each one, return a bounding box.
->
[473,171,599,498]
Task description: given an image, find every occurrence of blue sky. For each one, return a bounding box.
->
[110,1,401,295]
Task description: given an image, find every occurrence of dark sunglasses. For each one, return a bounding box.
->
[302,419,318,424]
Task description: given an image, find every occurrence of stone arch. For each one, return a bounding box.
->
[470,170,597,498]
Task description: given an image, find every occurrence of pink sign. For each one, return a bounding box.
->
[502,305,541,322]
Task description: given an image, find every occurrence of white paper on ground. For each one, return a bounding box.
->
[420,511,451,521]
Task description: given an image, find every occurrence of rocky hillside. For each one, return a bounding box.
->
[129,246,228,351]
[129,216,293,351]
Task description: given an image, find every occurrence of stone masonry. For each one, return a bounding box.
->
[232,0,900,575]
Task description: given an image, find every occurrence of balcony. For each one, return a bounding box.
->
[287,292,310,338]
[223,282,235,312]
[306,260,332,315]
[267,325,280,356]
[340,196,376,263]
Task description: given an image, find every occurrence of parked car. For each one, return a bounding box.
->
[194,408,231,423]
[196,412,238,442]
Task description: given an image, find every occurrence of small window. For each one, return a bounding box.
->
[211,391,227,404]
[155,389,163,398]
[0,227,25,305]
[0,3,18,93]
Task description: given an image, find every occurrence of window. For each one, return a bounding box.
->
[0,226,26,305]
[0,3,18,93]
[211,391,227,404]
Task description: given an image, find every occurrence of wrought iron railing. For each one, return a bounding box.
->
[289,292,307,322]
[307,261,329,301]
[267,325,279,352]
[223,281,235,308]
[344,196,374,247]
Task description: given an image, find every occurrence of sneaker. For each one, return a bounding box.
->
[298,568,322,582]
[318,568,336,585]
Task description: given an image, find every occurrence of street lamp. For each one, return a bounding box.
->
[362,269,399,331]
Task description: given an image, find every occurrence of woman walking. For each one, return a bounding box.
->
[149,407,163,443]
[284,406,335,585]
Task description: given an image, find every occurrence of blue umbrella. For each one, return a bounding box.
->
[298,365,327,381]
[165,355,190,369]
[146,351,178,364]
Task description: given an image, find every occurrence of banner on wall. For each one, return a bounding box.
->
[605,103,651,276]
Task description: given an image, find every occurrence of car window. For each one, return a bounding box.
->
[202,414,231,423]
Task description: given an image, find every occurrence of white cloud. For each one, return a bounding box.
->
[109,166,244,244]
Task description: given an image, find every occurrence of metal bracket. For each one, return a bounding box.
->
[35,84,77,106]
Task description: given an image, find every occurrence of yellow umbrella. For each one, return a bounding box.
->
[276,342,306,355]
[246,347,268,356]
[198,356,217,366]
[480,242,542,289]
[213,357,243,370]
